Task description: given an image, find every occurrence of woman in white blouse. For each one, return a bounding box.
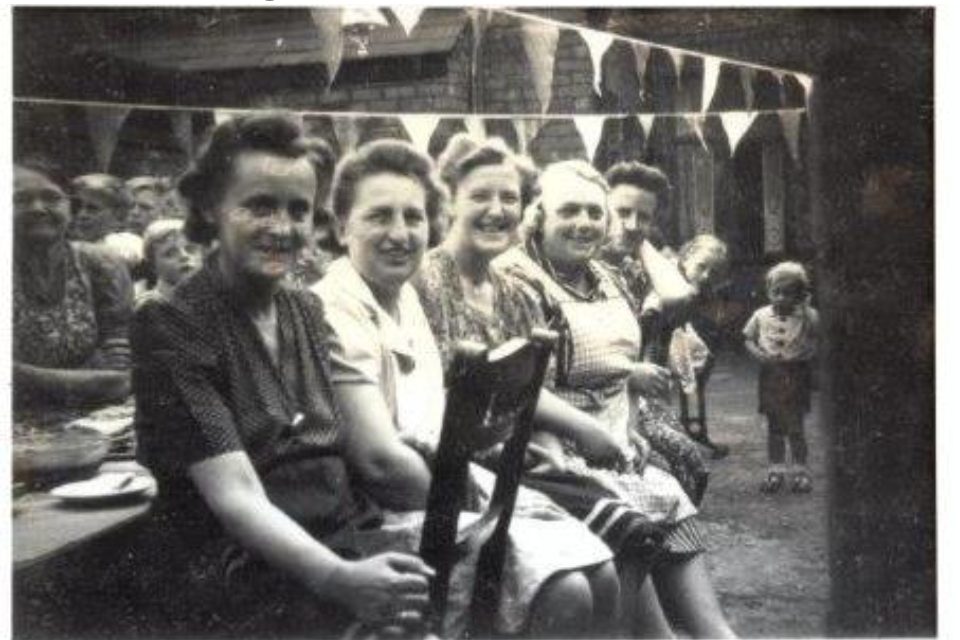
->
[312,139,620,638]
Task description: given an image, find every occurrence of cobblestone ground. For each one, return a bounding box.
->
[696,352,830,638]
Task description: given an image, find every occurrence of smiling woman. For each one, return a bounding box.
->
[13,161,134,410]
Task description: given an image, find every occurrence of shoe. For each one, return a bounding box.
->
[791,471,813,493]
[760,471,785,494]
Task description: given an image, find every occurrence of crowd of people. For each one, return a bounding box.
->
[12,111,820,638]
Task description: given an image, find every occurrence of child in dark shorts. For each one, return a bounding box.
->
[743,262,820,494]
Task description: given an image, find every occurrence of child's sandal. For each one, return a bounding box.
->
[791,471,813,493]
[760,471,785,494]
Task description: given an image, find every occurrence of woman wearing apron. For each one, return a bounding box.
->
[495,160,735,639]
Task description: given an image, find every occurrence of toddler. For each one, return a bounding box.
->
[743,262,820,493]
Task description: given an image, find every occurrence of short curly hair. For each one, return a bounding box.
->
[177,112,316,245]
[436,133,539,209]
[330,139,447,247]
[603,161,671,214]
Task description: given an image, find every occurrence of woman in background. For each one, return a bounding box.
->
[14,161,133,409]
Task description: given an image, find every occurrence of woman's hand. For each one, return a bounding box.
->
[326,553,435,627]
[577,426,628,468]
[630,362,673,399]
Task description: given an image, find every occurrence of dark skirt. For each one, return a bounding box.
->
[759,361,813,415]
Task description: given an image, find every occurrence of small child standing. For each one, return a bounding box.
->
[743,262,820,494]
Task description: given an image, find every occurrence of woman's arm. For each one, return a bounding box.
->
[335,383,433,511]
[638,240,696,308]
[534,389,625,466]
[14,362,130,406]
[190,451,433,623]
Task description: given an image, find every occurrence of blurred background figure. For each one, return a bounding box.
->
[71,173,143,274]
[14,161,134,409]
[135,218,202,305]
[126,176,168,234]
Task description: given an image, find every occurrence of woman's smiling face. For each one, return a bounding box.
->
[451,162,522,259]
[14,167,71,245]
[539,173,608,269]
[340,172,429,294]
[211,151,316,284]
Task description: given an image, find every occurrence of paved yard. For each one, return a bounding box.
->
[696,352,829,638]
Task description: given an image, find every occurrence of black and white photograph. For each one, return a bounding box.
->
[7,4,937,639]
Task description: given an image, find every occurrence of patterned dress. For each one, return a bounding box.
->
[133,259,383,636]
[14,241,133,408]
[493,240,706,560]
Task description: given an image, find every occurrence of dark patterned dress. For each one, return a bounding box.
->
[14,241,133,409]
[413,247,540,373]
[132,260,391,636]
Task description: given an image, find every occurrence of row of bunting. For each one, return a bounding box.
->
[308,7,813,115]
[71,98,806,173]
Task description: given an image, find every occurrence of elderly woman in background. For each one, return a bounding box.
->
[13,161,133,409]
[71,173,143,272]
[312,139,620,639]
[495,160,735,638]
[132,113,442,637]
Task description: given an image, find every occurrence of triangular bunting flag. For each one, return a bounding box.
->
[464,116,486,141]
[631,43,651,101]
[701,56,722,112]
[794,73,814,106]
[332,116,359,154]
[581,29,614,95]
[779,110,804,164]
[719,111,758,156]
[740,67,757,110]
[520,21,561,113]
[573,116,606,163]
[516,118,544,154]
[392,7,425,36]
[687,115,708,151]
[399,114,441,154]
[85,106,130,171]
[309,8,344,86]
[170,111,194,157]
[667,49,686,77]
[342,7,390,29]
[637,114,655,140]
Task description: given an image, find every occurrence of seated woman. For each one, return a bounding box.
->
[13,161,133,410]
[311,139,620,638]
[70,173,143,273]
[133,114,448,637]
[494,160,735,638]
[135,218,202,305]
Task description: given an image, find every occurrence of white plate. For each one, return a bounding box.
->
[50,472,154,504]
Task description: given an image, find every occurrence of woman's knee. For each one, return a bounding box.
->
[586,560,621,621]
[529,570,594,637]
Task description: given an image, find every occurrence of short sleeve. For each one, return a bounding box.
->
[131,298,243,477]
[78,243,135,370]
[313,287,382,387]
